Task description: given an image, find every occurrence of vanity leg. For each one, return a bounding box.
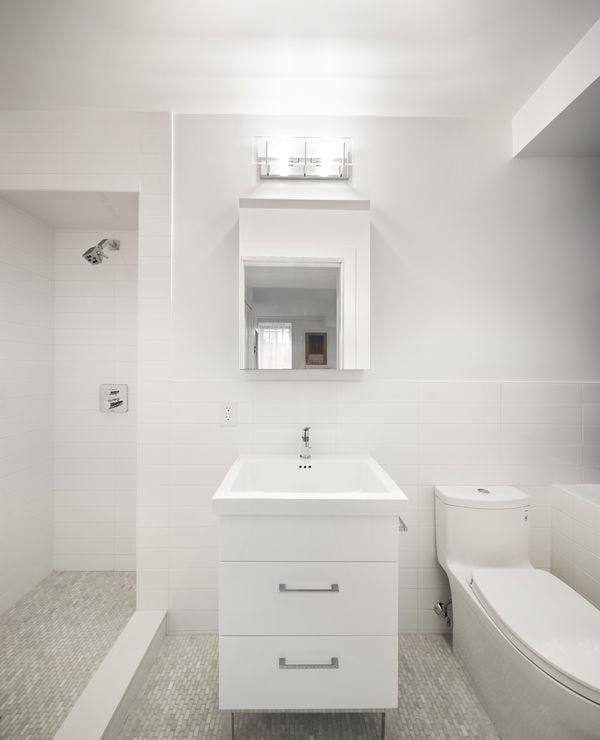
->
[231,712,235,739]
[381,711,386,739]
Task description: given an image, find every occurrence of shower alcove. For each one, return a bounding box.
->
[0,189,141,737]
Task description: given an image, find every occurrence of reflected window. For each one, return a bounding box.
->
[257,322,292,369]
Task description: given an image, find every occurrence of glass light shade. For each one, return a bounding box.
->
[253,137,352,179]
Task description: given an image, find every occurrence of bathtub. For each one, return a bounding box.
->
[554,483,600,505]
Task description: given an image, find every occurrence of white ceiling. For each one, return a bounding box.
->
[0,191,138,229]
[0,0,599,117]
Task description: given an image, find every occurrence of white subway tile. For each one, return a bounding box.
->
[62,151,140,173]
[0,131,62,153]
[138,569,168,591]
[419,444,501,466]
[419,382,500,405]
[552,509,574,539]
[571,568,600,608]
[583,384,600,404]
[418,403,500,424]
[137,588,168,610]
[336,382,418,404]
[573,521,597,554]
[502,404,581,425]
[530,548,551,569]
[169,588,218,611]
[583,447,600,466]
[418,423,499,444]
[0,110,62,132]
[502,383,581,405]
[397,610,418,633]
[501,424,581,445]
[139,153,171,173]
[583,405,600,425]
[167,609,218,633]
[60,172,141,191]
[573,495,598,525]
[501,445,581,466]
[0,151,61,173]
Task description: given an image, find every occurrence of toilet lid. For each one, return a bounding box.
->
[470,568,600,706]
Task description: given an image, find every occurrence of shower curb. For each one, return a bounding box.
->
[54,610,166,740]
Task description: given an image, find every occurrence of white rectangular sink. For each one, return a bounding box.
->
[213,454,408,515]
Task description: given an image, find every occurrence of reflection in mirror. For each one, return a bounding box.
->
[243,263,340,369]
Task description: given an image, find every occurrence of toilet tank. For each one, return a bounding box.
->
[435,486,531,571]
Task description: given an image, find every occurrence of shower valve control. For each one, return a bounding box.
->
[100,384,128,413]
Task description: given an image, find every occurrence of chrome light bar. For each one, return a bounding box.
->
[254,136,352,180]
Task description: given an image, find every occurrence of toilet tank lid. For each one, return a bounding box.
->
[434,485,529,509]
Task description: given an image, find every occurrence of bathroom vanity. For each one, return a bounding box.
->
[213,455,408,719]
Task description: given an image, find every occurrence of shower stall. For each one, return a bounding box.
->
[0,189,139,589]
[0,190,139,735]
[0,190,138,738]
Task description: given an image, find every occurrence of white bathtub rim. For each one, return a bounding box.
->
[553,482,600,505]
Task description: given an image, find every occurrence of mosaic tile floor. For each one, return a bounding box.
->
[119,634,499,739]
[0,570,135,739]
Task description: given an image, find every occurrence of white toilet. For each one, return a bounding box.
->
[435,485,600,740]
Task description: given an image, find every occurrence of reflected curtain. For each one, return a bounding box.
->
[258,322,292,369]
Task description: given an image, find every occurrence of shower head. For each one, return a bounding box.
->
[82,238,120,265]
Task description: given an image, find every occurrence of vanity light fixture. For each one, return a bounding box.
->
[254,136,352,180]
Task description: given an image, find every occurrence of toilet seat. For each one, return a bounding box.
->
[470,568,600,706]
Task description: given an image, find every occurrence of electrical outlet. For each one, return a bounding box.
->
[220,400,238,426]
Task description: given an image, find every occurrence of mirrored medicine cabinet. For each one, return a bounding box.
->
[239,191,371,370]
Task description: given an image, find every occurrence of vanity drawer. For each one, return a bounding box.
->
[219,562,398,636]
[218,515,399,562]
[219,635,398,710]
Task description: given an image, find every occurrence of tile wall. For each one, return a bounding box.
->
[551,489,600,607]
[0,108,173,608]
[53,229,138,570]
[0,197,54,612]
[159,379,600,633]
[1,110,599,634]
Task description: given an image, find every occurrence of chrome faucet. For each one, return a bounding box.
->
[300,426,311,459]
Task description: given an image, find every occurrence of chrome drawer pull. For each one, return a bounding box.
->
[279,657,339,670]
[278,583,339,593]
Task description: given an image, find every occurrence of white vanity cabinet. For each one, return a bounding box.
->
[217,513,400,711]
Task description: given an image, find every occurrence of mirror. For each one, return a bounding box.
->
[239,193,371,370]
[243,262,340,369]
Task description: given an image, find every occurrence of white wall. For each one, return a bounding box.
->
[174,115,600,382]
[163,377,600,633]
[0,197,54,613]
[167,114,600,634]
[54,229,137,571]
[1,110,599,635]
